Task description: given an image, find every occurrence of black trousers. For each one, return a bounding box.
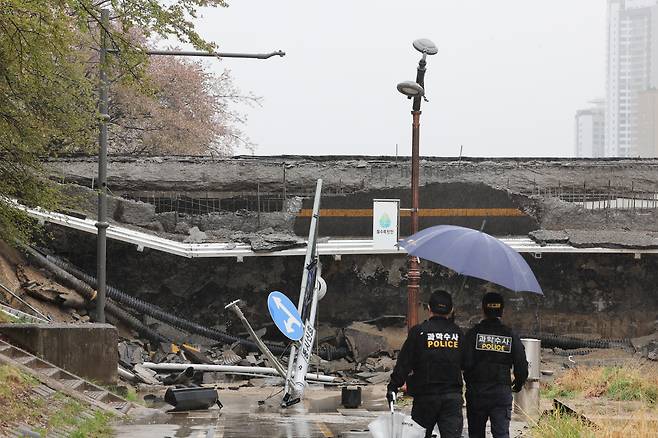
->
[465,392,512,438]
[411,393,463,438]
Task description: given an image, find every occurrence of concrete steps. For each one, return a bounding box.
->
[0,338,137,416]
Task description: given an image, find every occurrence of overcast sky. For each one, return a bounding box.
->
[193,0,606,157]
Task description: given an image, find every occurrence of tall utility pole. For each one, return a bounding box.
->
[396,39,437,330]
[95,8,285,323]
[96,9,109,323]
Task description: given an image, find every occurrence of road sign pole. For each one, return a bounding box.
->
[290,263,320,398]
[225,300,288,379]
[282,179,323,407]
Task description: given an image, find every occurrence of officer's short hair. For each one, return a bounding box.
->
[429,290,453,315]
[482,292,504,317]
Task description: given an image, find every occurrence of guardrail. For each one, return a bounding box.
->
[10,201,658,258]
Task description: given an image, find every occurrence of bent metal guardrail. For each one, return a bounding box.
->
[8,200,658,258]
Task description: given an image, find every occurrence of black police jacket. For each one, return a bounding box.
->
[463,317,528,395]
[388,316,463,397]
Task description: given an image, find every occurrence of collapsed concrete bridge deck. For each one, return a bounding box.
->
[46,155,658,246]
[36,155,658,340]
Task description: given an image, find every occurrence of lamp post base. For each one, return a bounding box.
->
[407,256,420,330]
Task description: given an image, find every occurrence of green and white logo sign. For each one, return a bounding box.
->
[373,199,399,249]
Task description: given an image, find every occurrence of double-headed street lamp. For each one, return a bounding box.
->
[95,9,284,323]
[397,38,438,330]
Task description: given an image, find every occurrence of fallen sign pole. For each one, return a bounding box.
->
[141,363,336,383]
[224,299,289,381]
[281,179,324,407]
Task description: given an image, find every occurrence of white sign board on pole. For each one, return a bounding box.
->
[373,199,400,249]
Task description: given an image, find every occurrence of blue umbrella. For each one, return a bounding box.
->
[399,225,543,295]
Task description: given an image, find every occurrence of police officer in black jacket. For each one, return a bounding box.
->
[387,290,464,438]
[463,292,528,438]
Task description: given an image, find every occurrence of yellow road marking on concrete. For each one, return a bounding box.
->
[316,421,334,437]
[298,208,525,218]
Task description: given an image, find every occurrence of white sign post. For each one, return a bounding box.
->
[373,199,400,249]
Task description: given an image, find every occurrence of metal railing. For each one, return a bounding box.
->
[520,182,658,211]
[124,193,289,215]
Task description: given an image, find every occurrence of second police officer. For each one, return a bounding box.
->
[463,292,528,438]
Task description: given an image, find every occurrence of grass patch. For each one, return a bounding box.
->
[124,386,139,403]
[530,410,595,438]
[531,409,658,438]
[541,382,576,400]
[69,410,114,438]
[0,366,114,437]
[0,311,36,324]
[38,394,114,437]
[99,383,142,405]
[545,365,658,405]
[46,394,84,430]
[0,365,41,425]
[603,367,658,404]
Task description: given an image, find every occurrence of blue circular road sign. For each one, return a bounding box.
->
[267,291,303,341]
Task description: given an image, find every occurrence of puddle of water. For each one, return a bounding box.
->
[119,387,388,437]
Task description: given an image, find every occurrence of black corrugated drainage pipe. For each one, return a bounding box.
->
[22,245,168,343]
[46,254,349,360]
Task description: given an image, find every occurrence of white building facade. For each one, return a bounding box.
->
[575,100,606,157]
[605,0,658,157]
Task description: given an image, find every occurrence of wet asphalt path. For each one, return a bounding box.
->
[113,385,528,438]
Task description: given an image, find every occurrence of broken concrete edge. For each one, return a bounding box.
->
[49,188,658,250]
[529,228,658,249]
[56,183,304,247]
[0,341,134,417]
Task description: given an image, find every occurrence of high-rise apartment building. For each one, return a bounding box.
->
[636,89,658,156]
[605,0,658,157]
[575,100,606,157]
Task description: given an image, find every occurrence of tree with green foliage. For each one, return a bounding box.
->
[0,0,230,241]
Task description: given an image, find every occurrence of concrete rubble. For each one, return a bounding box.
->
[54,183,305,251]
[112,318,406,389]
[344,322,399,363]
[102,312,413,392]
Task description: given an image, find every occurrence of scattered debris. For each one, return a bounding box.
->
[132,364,160,385]
[344,322,403,363]
[362,372,389,385]
[118,341,146,368]
[184,226,208,243]
[245,232,305,252]
[163,387,222,412]
[642,341,658,361]
[162,367,196,385]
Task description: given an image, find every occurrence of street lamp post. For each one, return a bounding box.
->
[96,9,110,323]
[397,39,438,330]
[95,8,285,323]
